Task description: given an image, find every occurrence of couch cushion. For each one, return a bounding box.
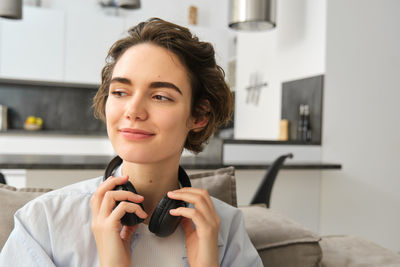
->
[189,166,237,207]
[240,205,322,267]
[320,235,400,267]
[0,183,52,249]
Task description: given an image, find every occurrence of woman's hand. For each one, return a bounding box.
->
[90,175,148,267]
[167,188,220,267]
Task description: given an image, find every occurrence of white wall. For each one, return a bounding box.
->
[321,0,400,252]
[234,0,326,140]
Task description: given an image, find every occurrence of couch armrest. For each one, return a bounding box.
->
[239,205,322,267]
[320,235,400,267]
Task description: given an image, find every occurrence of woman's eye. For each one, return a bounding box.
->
[153,95,172,101]
[111,91,127,97]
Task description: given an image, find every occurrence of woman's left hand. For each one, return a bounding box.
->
[167,188,220,267]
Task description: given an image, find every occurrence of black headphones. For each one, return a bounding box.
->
[103,156,191,237]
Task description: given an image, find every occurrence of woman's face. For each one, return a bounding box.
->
[105,43,198,164]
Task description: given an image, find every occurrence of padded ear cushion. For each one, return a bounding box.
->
[149,196,186,237]
[114,181,145,226]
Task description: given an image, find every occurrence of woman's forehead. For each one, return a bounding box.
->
[113,44,189,79]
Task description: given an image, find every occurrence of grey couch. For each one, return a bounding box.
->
[1,167,400,266]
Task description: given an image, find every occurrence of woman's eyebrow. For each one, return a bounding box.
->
[109,78,183,95]
[150,81,183,95]
[110,77,132,85]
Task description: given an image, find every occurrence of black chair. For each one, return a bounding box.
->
[0,172,6,185]
[250,153,293,208]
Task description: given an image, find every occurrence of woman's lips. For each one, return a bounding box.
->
[119,128,155,141]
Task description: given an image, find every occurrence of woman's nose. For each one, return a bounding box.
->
[125,94,148,121]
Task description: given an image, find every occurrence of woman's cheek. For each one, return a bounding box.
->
[106,100,120,124]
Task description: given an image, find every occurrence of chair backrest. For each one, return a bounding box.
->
[250,153,293,208]
[0,172,6,184]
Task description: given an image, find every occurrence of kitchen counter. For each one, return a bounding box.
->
[0,154,341,170]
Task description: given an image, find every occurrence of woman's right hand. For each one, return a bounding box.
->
[90,175,148,267]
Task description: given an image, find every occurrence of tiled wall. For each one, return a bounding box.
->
[0,81,106,134]
[281,75,323,144]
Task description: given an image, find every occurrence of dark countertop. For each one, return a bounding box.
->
[223,139,321,145]
[0,154,341,170]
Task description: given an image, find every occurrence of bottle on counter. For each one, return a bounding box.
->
[297,105,305,141]
[303,105,312,142]
[279,119,289,141]
[0,105,8,131]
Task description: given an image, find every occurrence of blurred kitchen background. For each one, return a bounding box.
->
[0,0,399,253]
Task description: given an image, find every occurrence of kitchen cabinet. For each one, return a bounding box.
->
[0,7,65,82]
[0,9,233,86]
[64,12,125,85]
[0,169,26,189]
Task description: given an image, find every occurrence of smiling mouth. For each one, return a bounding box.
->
[119,128,155,140]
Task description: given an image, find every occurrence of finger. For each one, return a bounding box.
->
[90,175,129,211]
[169,207,209,228]
[168,187,214,208]
[167,189,215,215]
[99,190,144,218]
[110,201,148,222]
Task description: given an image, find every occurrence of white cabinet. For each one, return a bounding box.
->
[64,12,125,85]
[0,9,234,85]
[0,7,65,82]
[0,169,27,189]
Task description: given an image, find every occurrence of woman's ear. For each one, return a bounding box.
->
[190,100,210,132]
[191,116,209,132]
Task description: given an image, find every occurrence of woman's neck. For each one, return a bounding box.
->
[121,160,181,224]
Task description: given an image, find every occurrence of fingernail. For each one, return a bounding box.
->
[169,209,177,215]
[167,191,175,197]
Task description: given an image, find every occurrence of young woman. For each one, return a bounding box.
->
[0,18,262,267]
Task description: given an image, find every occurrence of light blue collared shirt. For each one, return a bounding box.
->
[0,173,263,267]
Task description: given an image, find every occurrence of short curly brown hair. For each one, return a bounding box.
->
[93,18,233,153]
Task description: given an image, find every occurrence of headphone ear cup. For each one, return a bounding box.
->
[149,196,186,237]
[113,181,145,226]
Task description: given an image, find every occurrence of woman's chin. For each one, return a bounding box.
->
[118,153,154,164]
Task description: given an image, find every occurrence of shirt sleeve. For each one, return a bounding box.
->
[216,201,264,267]
[0,201,56,267]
